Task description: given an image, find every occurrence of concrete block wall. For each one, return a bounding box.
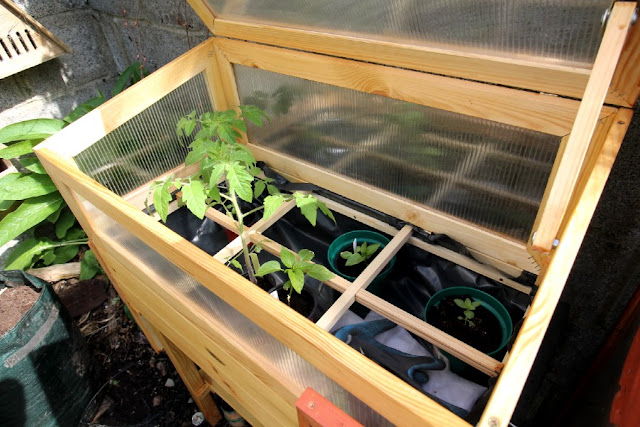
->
[0,0,209,128]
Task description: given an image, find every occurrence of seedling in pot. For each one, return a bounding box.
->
[255,248,334,303]
[340,239,380,267]
[454,297,482,327]
[147,106,335,296]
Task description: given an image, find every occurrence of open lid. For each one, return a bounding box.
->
[190,0,639,107]
[179,1,639,276]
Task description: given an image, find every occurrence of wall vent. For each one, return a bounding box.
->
[0,0,72,79]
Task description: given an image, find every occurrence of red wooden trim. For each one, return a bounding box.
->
[296,388,364,427]
[610,328,640,426]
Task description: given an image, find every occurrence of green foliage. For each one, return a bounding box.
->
[0,61,147,271]
[454,297,482,327]
[340,239,381,267]
[255,248,334,296]
[80,249,103,280]
[149,106,336,294]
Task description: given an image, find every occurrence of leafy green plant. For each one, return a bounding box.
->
[148,106,335,295]
[256,248,334,298]
[80,250,104,280]
[340,239,380,267]
[454,297,482,327]
[0,62,146,271]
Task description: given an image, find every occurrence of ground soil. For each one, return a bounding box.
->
[0,285,40,337]
[427,295,502,353]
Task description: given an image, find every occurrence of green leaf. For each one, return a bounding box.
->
[340,251,352,260]
[153,179,172,222]
[0,193,64,247]
[298,249,314,262]
[181,180,208,219]
[287,268,305,294]
[471,301,482,309]
[0,139,40,158]
[0,119,65,145]
[4,238,53,270]
[345,253,364,267]
[226,162,254,203]
[64,94,106,123]
[53,244,80,265]
[40,249,57,266]
[365,243,380,257]
[318,200,336,224]
[256,260,282,277]
[80,250,102,280]
[230,145,256,166]
[262,194,285,220]
[249,252,261,274]
[0,200,17,211]
[294,193,318,226]
[208,185,221,203]
[239,105,269,126]
[19,157,48,174]
[454,298,466,309]
[185,140,210,166]
[112,62,143,96]
[55,208,76,239]
[465,310,475,320]
[0,173,57,200]
[229,259,243,271]
[306,264,335,282]
[280,248,296,269]
[47,204,63,223]
[254,180,266,198]
[208,163,225,187]
[267,184,280,196]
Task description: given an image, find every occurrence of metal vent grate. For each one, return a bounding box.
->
[0,0,71,79]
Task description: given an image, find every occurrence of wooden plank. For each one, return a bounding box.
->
[316,225,413,330]
[250,144,538,274]
[159,334,223,426]
[37,148,468,427]
[479,107,632,427]
[213,37,616,136]
[213,44,248,144]
[123,163,199,209]
[213,18,596,102]
[186,0,216,32]
[315,195,531,294]
[26,262,81,282]
[296,388,364,427]
[530,2,636,254]
[608,8,640,108]
[36,38,216,158]
[94,237,300,425]
[200,370,266,427]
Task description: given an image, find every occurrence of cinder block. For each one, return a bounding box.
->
[10,0,86,19]
[87,0,138,18]
[118,20,208,71]
[138,0,208,31]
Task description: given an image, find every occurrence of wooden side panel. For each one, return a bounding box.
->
[530,2,636,254]
[608,7,640,108]
[479,108,632,427]
[296,388,363,427]
[213,37,614,137]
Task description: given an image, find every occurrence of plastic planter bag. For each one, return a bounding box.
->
[0,271,95,426]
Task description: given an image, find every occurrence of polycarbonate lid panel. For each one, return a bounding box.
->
[234,65,560,241]
[208,0,610,65]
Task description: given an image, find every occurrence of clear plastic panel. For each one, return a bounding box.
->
[209,0,609,65]
[73,73,213,196]
[79,195,390,425]
[235,65,560,241]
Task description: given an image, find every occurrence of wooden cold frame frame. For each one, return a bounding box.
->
[35,3,638,425]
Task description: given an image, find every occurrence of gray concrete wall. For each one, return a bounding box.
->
[0,0,209,127]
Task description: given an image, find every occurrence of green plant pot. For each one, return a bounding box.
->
[327,230,396,296]
[424,286,513,374]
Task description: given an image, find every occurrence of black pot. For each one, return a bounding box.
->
[268,284,319,322]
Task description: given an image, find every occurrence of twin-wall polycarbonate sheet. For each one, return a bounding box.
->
[210,0,609,64]
[74,73,213,196]
[79,195,390,426]
[234,65,560,241]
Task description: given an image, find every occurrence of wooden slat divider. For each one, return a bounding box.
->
[315,195,532,294]
[316,225,414,330]
[530,2,636,253]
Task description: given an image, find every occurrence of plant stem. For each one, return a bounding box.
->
[228,189,256,284]
[242,205,265,218]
